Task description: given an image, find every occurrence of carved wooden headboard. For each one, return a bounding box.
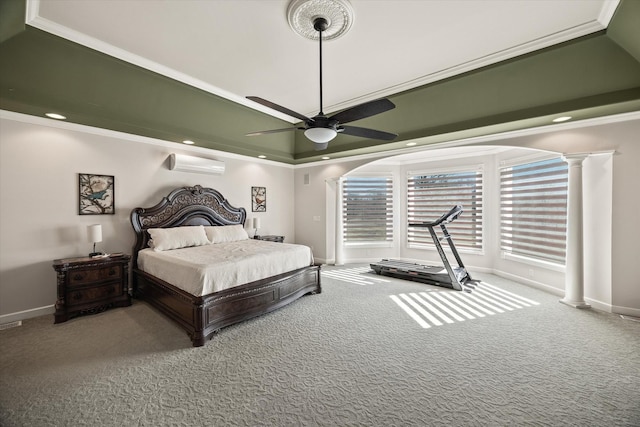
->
[130,185,246,268]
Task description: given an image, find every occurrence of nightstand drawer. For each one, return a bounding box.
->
[67,281,123,307]
[53,254,131,323]
[69,265,122,285]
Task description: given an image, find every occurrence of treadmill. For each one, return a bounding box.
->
[370,205,478,292]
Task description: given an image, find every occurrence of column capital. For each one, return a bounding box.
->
[562,153,589,163]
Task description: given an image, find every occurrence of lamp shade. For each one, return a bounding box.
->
[252,217,261,229]
[87,224,102,243]
[304,127,337,144]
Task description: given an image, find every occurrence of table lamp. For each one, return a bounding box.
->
[88,224,103,257]
[252,217,261,237]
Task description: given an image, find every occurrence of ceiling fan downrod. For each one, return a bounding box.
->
[302,16,337,149]
[314,17,329,116]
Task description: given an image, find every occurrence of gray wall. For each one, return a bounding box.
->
[294,116,640,316]
[2,112,639,321]
[0,113,295,320]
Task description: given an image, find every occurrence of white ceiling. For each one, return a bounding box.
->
[27,0,618,123]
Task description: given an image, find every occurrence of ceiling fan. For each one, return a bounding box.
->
[246,17,398,151]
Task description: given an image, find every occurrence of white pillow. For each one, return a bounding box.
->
[205,224,249,243]
[147,226,209,251]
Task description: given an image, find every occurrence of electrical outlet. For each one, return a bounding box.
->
[528,268,534,277]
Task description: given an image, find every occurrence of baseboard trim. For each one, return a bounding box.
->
[490,269,564,296]
[0,305,55,324]
[327,260,639,314]
[341,257,374,264]
[1,280,636,323]
[584,297,612,313]
[611,304,640,317]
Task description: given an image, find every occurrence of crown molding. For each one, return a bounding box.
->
[321,13,616,116]
[294,110,640,168]
[599,0,621,25]
[25,0,620,123]
[0,109,294,169]
[3,108,638,170]
[24,1,298,124]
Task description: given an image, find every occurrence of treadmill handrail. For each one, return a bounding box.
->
[409,205,463,227]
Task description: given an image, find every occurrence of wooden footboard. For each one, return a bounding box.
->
[134,264,321,346]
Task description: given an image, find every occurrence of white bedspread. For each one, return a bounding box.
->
[137,239,314,296]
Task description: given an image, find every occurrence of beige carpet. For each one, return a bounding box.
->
[1,266,639,426]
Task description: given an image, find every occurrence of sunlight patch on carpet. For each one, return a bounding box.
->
[391,282,539,328]
[322,266,391,285]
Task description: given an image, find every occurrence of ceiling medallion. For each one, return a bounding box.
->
[287,0,354,41]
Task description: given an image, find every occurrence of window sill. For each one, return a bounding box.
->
[345,242,394,249]
[407,243,484,256]
[502,252,565,272]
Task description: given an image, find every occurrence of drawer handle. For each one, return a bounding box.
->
[73,273,85,281]
[72,292,83,301]
[106,287,115,295]
[108,269,117,276]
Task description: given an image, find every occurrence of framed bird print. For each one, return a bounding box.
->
[79,173,115,215]
[251,186,266,212]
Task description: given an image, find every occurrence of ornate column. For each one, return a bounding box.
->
[335,177,344,265]
[561,154,590,308]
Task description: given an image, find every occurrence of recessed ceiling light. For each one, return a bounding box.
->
[258,155,267,159]
[45,113,66,120]
[182,140,195,145]
[406,142,417,146]
[321,156,330,160]
[552,116,572,123]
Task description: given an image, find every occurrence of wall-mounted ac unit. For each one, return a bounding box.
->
[169,153,225,175]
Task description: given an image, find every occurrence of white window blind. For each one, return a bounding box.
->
[407,169,483,251]
[500,157,568,264]
[342,176,393,243]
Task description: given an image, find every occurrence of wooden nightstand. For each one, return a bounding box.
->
[52,254,131,323]
[254,235,284,243]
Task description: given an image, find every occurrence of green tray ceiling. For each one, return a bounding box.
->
[1,0,639,164]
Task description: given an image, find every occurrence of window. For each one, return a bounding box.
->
[407,168,483,251]
[500,157,568,264]
[342,176,393,243]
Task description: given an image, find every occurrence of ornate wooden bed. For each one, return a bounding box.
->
[130,185,321,346]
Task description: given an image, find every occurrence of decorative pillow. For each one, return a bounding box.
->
[147,226,209,251]
[205,224,249,243]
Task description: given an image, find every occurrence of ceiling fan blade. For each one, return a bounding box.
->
[246,96,312,123]
[339,125,398,141]
[329,98,396,124]
[245,127,301,137]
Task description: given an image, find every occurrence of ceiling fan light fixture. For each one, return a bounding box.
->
[305,127,337,144]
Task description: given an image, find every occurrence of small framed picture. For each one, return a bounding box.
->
[79,173,115,215]
[251,186,266,212]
